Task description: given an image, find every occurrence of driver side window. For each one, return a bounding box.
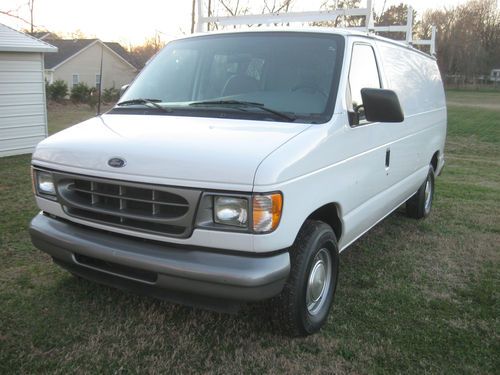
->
[348,44,381,126]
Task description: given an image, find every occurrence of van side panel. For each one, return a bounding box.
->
[377,41,447,176]
[253,39,447,253]
[377,44,446,115]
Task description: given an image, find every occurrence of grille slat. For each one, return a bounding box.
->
[119,185,126,224]
[66,200,185,223]
[90,181,99,205]
[53,173,201,238]
[68,186,189,207]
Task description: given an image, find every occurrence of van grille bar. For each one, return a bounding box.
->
[51,172,202,238]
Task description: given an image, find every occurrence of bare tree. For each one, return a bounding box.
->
[317,0,363,27]
[218,0,248,16]
[0,10,32,28]
[262,0,293,13]
[211,0,294,28]
[216,0,293,17]
[1,0,36,33]
[375,3,418,40]
[207,0,212,30]
[128,32,165,69]
[419,0,500,81]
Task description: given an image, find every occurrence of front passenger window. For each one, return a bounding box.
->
[348,44,381,126]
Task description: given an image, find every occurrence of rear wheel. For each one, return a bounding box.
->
[271,220,339,336]
[406,165,435,219]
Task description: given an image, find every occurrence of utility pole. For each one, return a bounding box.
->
[207,0,212,31]
[29,0,34,34]
[191,0,196,33]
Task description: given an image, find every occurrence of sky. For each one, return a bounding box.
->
[0,0,483,46]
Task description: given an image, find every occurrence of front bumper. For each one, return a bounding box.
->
[29,213,290,311]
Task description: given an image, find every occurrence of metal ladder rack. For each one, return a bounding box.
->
[194,0,436,55]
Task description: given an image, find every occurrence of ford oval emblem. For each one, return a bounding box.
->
[108,157,126,168]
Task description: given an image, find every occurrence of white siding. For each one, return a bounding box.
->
[0,52,48,157]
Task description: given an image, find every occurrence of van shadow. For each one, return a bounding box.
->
[45,269,278,338]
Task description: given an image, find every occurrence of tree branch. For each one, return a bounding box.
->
[0,10,33,26]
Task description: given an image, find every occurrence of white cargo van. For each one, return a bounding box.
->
[29,27,446,335]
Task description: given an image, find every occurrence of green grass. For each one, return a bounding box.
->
[46,103,99,135]
[445,90,500,112]
[1,95,499,374]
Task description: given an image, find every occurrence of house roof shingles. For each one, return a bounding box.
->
[104,42,138,68]
[43,38,138,69]
[29,31,58,40]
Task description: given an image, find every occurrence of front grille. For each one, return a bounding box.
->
[53,172,201,238]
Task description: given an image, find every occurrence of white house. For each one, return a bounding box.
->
[0,23,57,157]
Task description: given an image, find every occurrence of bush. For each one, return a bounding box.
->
[49,80,68,101]
[45,79,51,99]
[102,87,120,104]
[70,82,92,103]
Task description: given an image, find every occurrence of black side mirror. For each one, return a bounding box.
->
[361,88,404,123]
[120,84,130,98]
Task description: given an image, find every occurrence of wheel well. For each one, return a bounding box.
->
[307,203,342,241]
[431,151,439,171]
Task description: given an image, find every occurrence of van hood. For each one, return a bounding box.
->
[33,114,310,189]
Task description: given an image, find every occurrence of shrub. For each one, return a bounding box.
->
[49,80,68,101]
[102,87,120,104]
[70,82,91,103]
[45,79,51,99]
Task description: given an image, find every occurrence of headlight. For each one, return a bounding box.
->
[34,170,56,196]
[196,191,283,233]
[214,196,248,227]
[253,193,283,233]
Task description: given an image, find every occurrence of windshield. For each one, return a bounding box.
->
[116,32,345,124]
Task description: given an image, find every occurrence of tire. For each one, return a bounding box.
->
[406,165,435,219]
[271,220,339,336]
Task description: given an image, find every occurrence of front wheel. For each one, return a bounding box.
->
[406,165,435,219]
[271,220,339,336]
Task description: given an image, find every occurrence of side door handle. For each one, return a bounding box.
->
[385,148,391,168]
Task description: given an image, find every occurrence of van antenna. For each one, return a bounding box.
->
[97,42,104,116]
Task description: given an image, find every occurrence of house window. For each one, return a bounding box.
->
[96,74,101,87]
[72,74,79,86]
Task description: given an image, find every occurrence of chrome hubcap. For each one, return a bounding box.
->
[306,248,332,315]
[424,178,432,212]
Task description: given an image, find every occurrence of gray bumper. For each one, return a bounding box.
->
[29,213,290,309]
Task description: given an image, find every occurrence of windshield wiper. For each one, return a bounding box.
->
[117,98,172,113]
[189,100,296,122]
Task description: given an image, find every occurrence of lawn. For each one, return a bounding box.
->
[445,89,500,112]
[47,102,110,135]
[0,95,499,374]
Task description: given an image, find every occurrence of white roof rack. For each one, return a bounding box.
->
[195,0,436,55]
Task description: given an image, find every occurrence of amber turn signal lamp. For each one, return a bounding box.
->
[252,193,283,233]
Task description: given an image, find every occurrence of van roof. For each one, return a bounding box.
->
[183,27,436,61]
